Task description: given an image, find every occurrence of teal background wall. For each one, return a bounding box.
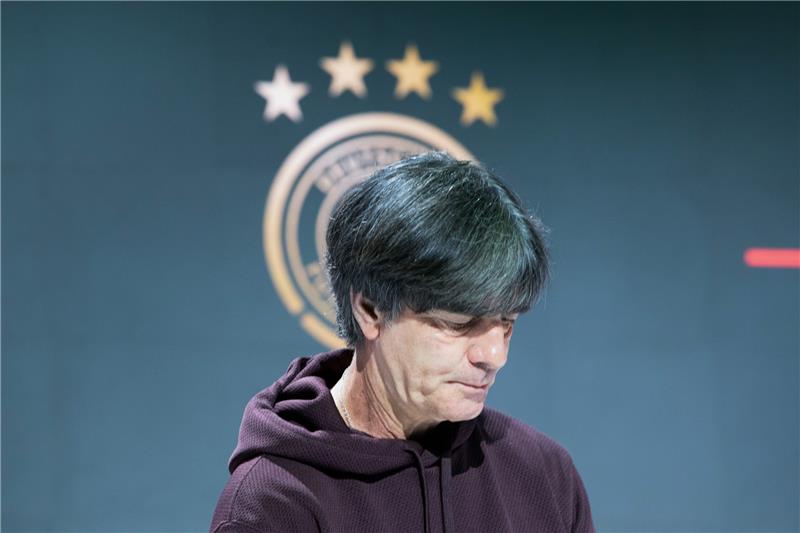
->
[3,2,798,531]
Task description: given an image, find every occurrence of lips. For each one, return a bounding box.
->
[454,381,489,390]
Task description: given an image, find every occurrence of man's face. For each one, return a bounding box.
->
[371,308,515,425]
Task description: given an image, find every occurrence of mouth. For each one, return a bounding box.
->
[453,381,490,391]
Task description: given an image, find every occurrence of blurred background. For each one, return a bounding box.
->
[2,2,798,532]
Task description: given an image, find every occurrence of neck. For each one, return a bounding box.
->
[332,347,437,440]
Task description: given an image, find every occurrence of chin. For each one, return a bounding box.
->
[444,402,485,422]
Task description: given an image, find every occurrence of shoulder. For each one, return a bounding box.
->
[210,455,320,533]
[479,407,575,468]
[477,408,595,531]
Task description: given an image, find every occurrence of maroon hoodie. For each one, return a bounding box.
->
[210,349,595,533]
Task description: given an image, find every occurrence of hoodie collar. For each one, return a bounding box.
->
[229,349,478,474]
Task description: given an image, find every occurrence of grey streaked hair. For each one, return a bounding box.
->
[325,151,549,346]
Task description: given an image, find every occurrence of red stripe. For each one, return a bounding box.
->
[743,248,800,269]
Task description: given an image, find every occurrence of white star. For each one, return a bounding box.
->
[320,41,374,98]
[254,65,310,122]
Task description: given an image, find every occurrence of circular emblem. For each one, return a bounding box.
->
[263,112,474,348]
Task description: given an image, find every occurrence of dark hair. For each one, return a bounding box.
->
[325,151,549,346]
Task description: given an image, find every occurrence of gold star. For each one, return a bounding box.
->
[452,72,504,127]
[386,44,438,100]
[254,65,310,123]
[320,41,374,98]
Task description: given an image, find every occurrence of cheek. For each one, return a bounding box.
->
[383,322,470,397]
[415,340,468,394]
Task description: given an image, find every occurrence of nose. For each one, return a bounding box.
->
[466,321,510,372]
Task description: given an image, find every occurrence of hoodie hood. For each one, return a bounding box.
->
[229,348,478,476]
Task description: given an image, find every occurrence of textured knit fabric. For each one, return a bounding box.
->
[210,349,595,533]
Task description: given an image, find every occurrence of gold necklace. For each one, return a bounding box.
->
[340,400,353,428]
[336,389,353,428]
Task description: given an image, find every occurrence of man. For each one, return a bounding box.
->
[211,152,595,532]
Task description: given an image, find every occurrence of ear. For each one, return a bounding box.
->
[350,291,382,341]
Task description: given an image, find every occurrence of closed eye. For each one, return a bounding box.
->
[435,318,479,333]
[424,313,515,336]
[450,319,480,332]
[424,316,478,334]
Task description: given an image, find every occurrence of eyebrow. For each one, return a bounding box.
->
[423,312,474,322]
[424,311,517,322]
